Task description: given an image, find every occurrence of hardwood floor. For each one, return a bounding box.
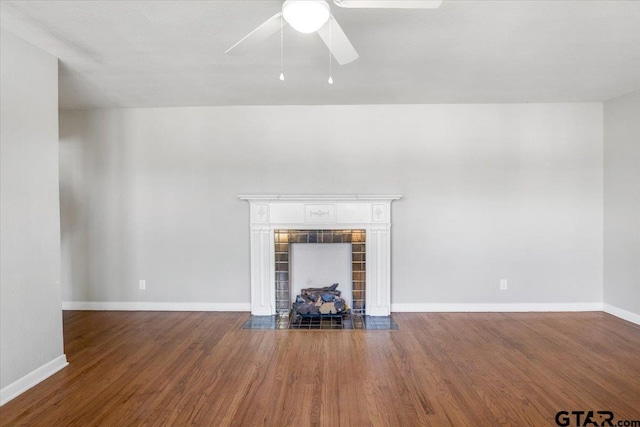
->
[1,311,639,426]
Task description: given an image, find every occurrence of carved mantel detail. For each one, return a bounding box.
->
[239,195,402,316]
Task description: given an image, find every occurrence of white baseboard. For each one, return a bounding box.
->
[0,354,68,406]
[391,302,604,313]
[62,301,251,312]
[64,301,608,314]
[603,303,640,326]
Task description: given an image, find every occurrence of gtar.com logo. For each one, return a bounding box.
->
[555,411,639,427]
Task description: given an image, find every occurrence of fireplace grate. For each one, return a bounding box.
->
[242,313,398,330]
[290,314,346,330]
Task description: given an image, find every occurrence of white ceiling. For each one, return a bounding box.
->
[2,0,639,109]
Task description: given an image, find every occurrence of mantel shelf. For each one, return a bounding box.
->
[238,194,402,202]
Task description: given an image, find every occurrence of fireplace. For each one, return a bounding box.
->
[238,195,401,316]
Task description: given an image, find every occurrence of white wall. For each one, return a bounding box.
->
[0,30,67,403]
[59,103,603,308]
[604,90,640,320]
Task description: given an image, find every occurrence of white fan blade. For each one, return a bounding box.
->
[316,16,359,65]
[333,0,443,8]
[225,12,285,55]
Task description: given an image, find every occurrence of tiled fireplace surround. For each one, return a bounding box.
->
[275,229,366,314]
[239,195,401,316]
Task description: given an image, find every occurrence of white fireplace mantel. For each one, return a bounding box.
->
[239,195,402,316]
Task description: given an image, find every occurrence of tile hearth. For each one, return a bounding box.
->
[242,314,399,330]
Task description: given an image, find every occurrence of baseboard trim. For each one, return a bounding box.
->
[62,301,251,312]
[64,301,608,314]
[0,354,68,406]
[391,302,604,313]
[603,304,640,326]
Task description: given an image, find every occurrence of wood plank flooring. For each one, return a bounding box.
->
[1,311,639,426]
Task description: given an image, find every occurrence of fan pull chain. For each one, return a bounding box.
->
[279,14,285,81]
[328,17,333,84]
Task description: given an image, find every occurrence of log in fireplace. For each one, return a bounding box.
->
[292,283,348,316]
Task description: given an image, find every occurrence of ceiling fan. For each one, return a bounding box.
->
[225,0,443,66]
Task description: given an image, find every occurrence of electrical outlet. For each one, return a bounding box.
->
[500,279,508,290]
[139,279,146,290]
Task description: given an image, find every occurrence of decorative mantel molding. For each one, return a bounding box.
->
[239,195,403,201]
[239,195,402,316]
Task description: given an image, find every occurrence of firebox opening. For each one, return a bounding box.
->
[291,243,352,310]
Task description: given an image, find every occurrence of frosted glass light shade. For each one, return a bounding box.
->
[282,0,331,34]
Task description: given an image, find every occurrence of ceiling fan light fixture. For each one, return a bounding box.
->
[282,0,331,34]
